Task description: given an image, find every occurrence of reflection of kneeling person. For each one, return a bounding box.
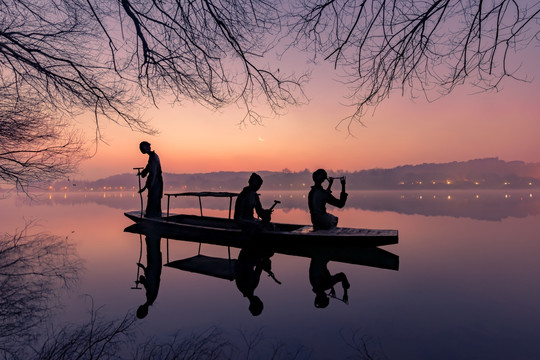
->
[308,169,347,230]
[309,256,350,309]
[234,173,273,232]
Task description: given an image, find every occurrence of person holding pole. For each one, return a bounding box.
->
[138,141,163,217]
[308,169,347,230]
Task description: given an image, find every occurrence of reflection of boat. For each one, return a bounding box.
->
[124,192,398,248]
[124,224,399,271]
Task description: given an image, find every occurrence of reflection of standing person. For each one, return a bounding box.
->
[136,232,162,319]
[234,173,273,231]
[235,246,274,316]
[309,256,349,309]
[138,141,163,217]
[308,169,347,230]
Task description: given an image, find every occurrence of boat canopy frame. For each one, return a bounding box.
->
[165,191,239,218]
[164,191,239,262]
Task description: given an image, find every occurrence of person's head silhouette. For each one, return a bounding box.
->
[136,303,149,319]
[312,169,327,185]
[139,141,151,154]
[248,173,263,191]
[314,292,330,309]
[249,295,264,316]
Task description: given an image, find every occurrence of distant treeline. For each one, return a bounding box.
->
[53,157,540,191]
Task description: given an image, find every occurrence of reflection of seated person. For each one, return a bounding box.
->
[136,233,162,319]
[309,256,350,308]
[234,246,274,316]
[308,169,348,231]
[234,173,273,231]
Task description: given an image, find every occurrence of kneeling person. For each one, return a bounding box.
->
[308,169,348,230]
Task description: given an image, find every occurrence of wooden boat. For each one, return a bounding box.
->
[124,191,399,248]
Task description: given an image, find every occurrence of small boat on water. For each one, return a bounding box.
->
[124,191,399,248]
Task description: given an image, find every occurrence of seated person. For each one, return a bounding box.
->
[308,169,348,230]
[234,173,273,231]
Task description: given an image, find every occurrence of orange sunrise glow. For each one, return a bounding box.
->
[77,46,540,181]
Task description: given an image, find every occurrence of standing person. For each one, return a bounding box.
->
[308,169,348,230]
[234,173,273,231]
[138,141,163,217]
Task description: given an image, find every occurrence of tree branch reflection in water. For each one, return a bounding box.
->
[0,224,388,359]
[0,223,81,357]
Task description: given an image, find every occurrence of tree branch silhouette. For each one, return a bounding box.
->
[290,0,540,128]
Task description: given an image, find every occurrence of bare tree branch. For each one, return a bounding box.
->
[289,0,540,128]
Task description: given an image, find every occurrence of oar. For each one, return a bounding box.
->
[134,167,144,217]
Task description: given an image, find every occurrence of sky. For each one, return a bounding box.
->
[77,46,540,181]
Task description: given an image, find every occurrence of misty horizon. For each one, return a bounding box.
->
[42,157,540,191]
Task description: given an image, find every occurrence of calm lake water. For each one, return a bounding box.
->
[1,189,539,359]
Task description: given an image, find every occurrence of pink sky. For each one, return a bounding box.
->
[77,49,540,181]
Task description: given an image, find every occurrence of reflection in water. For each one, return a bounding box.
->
[0,224,81,358]
[128,224,398,317]
[136,232,163,319]
[165,241,280,317]
[235,245,276,316]
[29,189,540,221]
[309,256,350,308]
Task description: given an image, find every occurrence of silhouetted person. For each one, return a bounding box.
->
[234,173,273,232]
[136,232,162,319]
[308,169,347,230]
[138,141,163,217]
[234,246,274,316]
[309,255,349,308]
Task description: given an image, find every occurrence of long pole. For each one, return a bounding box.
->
[131,233,143,290]
[134,167,144,217]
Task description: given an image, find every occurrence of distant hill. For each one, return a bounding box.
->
[51,158,540,191]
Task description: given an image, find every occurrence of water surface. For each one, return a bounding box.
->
[1,190,539,359]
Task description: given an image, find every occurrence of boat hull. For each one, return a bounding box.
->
[124,211,398,248]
